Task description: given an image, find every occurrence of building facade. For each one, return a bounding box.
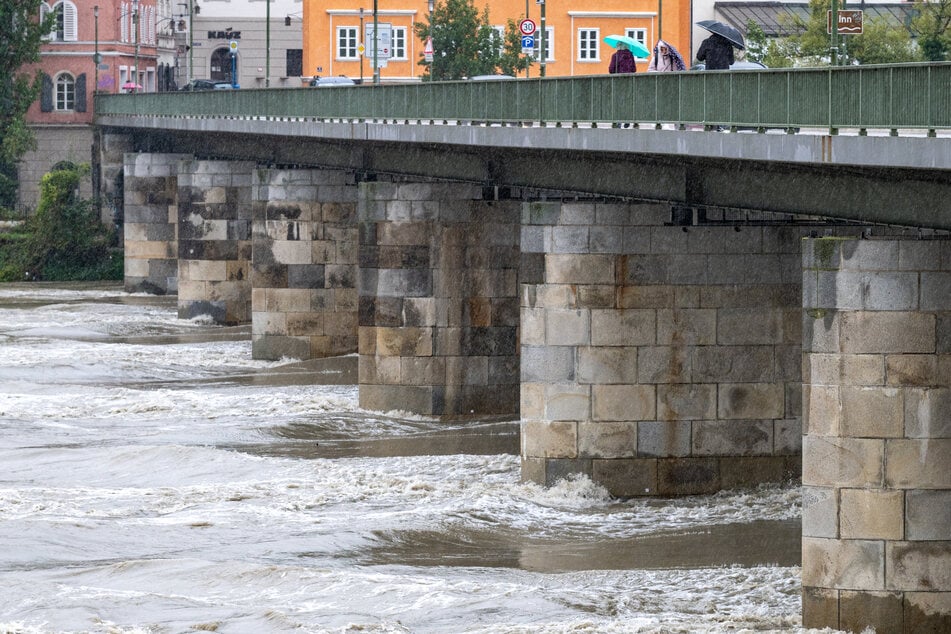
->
[18,0,305,213]
[301,0,693,82]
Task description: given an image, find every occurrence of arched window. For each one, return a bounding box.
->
[55,73,75,111]
[40,1,77,41]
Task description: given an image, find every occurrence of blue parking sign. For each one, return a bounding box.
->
[521,35,535,52]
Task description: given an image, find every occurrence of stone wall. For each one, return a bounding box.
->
[519,201,806,496]
[358,182,521,418]
[18,126,95,215]
[177,159,255,324]
[123,153,188,294]
[802,236,951,633]
[250,168,359,360]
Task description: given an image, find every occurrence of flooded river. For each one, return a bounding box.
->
[0,283,825,633]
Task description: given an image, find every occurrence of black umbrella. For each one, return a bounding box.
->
[697,20,745,50]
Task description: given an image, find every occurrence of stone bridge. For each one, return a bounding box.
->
[96,76,950,630]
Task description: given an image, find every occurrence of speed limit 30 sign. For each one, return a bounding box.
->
[519,19,536,36]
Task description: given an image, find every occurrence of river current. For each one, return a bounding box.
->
[0,283,830,633]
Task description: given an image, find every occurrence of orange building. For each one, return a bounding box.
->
[301,0,691,83]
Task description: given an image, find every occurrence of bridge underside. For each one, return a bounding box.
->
[125,128,951,232]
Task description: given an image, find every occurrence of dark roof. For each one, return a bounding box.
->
[715,2,917,37]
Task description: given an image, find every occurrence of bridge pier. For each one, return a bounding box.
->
[802,237,951,633]
[519,201,806,496]
[250,168,359,360]
[122,152,187,294]
[357,181,520,417]
[176,159,255,325]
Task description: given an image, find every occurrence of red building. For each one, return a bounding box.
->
[19,0,169,214]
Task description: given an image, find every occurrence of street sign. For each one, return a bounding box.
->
[365,23,393,61]
[521,35,535,54]
[827,10,863,35]
[424,36,434,62]
[519,18,536,36]
[228,39,238,53]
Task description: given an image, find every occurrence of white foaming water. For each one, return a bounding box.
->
[0,285,833,634]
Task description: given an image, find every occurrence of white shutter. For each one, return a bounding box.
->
[62,1,77,41]
[120,3,128,42]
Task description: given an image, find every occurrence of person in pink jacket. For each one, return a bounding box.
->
[608,43,638,74]
[647,39,686,72]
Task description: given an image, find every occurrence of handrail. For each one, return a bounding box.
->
[96,62,951,135]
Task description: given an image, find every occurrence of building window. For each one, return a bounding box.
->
[532,26,554,61]
[41,1,77,41]
[392,26,406,60]
[578,28,599,61]
[337,26,358,60]
[286,49,303,77]
[492,25,505,54]
[626,28,647,48]
[55,73,75,111]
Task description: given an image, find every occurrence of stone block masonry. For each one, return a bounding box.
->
[177,159,255,325]
[520,202,837,497]
[250,169,359,360]
[358,182,520,418]
[802,237,951,634]
[123,153,190,294]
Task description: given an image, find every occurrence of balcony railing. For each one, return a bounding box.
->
[96,62,951,135]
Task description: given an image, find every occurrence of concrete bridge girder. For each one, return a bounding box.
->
[123,126,951,231]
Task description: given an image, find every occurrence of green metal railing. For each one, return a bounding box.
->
[97,62,951,134]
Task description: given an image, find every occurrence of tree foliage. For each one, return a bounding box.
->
[0,164,121,281]
[413,0,532,80]
[1,0,55,211]
[745,19,769,64]
[768,0,918,66]
[911,0,951,61]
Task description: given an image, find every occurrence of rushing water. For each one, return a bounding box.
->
[0,283,828,634]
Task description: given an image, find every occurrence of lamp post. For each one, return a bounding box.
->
[133,0,139,92]
[265,0,270,87]
[189,0,195,83]
[427,0,433,81]
[359,7,364,84]
[372,0,379,84]
[539,0,546,77]
[93,6,100,93]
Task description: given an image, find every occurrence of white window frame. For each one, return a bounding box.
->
[55,72,75,111]
[41,1,77,42]
[578,28,599,62]
[391,26,407,60]
[337,26,358,60]
[532,26,554,61]
[493,25,505,55]
[625,28,647,49]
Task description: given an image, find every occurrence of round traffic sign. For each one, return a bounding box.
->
[229,40,238,52]
[519,19,536,36]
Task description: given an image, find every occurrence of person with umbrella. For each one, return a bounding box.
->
[647,39,686,72]
[695,20,745,70]
[608,42,638,74]
[696,33,735,70]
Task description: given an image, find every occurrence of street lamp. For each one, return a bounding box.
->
[265,0,270,87]
[93,6,99,93]
[372,0,378,84]
[133,0,139,92]
[359,8,364,84]
[427,0,433,80]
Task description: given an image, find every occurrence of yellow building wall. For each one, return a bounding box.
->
[302,0,691,83]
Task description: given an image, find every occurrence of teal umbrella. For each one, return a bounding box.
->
[603,34,651,59]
